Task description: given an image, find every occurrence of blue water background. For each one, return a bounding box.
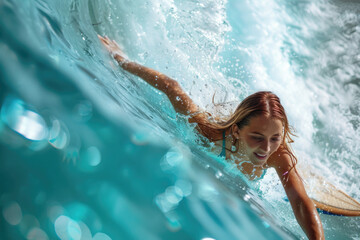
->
[1,0,359,239]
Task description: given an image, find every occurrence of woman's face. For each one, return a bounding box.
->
[234,115,283,166]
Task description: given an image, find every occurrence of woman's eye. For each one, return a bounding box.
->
[251,136,263,141]
[271,138,280,142]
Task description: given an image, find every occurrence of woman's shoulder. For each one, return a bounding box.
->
[266,145,293,169]
[189,112,224,142]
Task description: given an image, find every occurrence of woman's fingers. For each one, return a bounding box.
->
[98,35,116,48]
[98,35,111,45]
[98,35,107,45]
[97,34,105,41]
[98,35,127,59]
[112,39,120,48]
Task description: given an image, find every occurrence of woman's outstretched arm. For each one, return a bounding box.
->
[268,149,325,240]
[98,35,221,140]
[98,35,199,116]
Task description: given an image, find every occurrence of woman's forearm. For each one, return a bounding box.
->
[114,54,199,115]
[293,199,324,240]
[116,55,175,93]
[271,155,325,240]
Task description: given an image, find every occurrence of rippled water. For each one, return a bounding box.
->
[1,0,360,239]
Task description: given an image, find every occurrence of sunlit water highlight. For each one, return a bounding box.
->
[1,0,359,239]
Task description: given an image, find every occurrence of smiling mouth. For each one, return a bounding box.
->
[254,152,267,160]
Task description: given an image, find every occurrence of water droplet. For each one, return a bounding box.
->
[244,194,251,201]
[215,170,223,179]
[262,221,270,228]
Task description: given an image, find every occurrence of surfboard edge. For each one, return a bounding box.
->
[312,199,360,217]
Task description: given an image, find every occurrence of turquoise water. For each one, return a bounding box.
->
[1,0,360,239]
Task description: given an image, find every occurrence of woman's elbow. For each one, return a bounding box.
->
[163,78,180,92]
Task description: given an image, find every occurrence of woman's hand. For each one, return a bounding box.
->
[98,35,128,63]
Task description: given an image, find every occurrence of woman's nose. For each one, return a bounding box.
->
[260,141,270,152]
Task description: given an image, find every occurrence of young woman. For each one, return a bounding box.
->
[98,35,325,240]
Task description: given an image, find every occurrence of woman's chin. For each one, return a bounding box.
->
[251,157,267,166]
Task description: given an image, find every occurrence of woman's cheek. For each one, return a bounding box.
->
[271,143,281,153]
[245,138,258,149]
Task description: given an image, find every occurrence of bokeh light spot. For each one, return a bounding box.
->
[1,96,48,141]
[54,215,82,240]
[2,201,22,225]
[74,101,93,122]
[175,179,192,197]
[27,227,49,240]
[78,146,102,172]
[48,119,69,149]
[47,204,64,223]
[93,232,112,240]
[130,132,150,145]
[19,214,40,236]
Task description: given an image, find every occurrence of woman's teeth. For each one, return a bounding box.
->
[254,153,266,159]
